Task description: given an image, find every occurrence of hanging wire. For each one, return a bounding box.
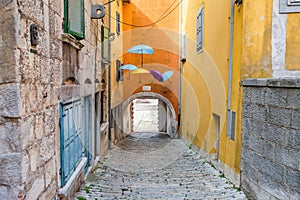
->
[139,0,179,41]
[109,0,183,28]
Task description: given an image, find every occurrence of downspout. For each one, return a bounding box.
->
[177,0,182,137]
[108,1,112,149]
[227,0,235,134]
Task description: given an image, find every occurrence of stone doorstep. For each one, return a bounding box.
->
[57,157,87,199]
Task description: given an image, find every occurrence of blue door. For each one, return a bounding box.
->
[84,96,92,173]
[60,100,83,187]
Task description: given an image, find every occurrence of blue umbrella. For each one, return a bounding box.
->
[120,64,138,80]
[120,64,138,70]
[162,71,174,81]
[128,45,154,54]
[128,44,154,67]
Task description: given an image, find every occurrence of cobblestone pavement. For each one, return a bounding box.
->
[74,133,247,200]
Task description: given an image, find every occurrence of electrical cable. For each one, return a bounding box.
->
[109,0,183,28]
[139,0,179,40]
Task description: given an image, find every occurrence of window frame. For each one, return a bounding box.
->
[101,25,111,61]
[116,60,123,82]
[289,0,300,5]
[64,0,85,39]
[196,5,204,54]
[279,0,300,13]
[116,11,121,35]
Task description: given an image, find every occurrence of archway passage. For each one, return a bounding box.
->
[122,92,178,138]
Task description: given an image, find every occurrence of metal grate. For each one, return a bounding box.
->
[226,110,236,141]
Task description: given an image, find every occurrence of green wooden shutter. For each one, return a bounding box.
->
[64,0,85,39]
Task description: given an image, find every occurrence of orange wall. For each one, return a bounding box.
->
[122,0,179,114]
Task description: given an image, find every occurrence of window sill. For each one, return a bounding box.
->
[61,33,84,50]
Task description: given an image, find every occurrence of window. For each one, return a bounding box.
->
[101,25,110,61]
[100,91,106,123]
[116,11,121,35]
[116,60,123,82]
[64,0,85,39]
[196,5,204,53]
[181,32,186,62]
[289,0,300,5]
[279,0,300,13]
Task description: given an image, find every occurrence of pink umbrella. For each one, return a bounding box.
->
[150,70,164,82]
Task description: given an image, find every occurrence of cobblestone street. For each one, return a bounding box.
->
[74,133,247,200]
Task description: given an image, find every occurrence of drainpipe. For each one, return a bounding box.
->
[177,0,182,136]
[108,1,112,149]
[227,0,235,133]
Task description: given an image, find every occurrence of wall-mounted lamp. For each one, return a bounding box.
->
[91,5,105,19]
[108,32,115,41]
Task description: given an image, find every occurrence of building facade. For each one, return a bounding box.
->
[0,0,121,199]
[179,0,300,199]
[239,0,300,199]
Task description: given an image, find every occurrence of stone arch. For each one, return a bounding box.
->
[84,78,92,84]
[122,92,178,138]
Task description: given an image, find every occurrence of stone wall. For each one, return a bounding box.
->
[0,0,108,199]
[241,78,300,199]
[0,0,24,198]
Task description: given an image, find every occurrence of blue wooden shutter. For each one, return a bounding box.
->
[196,6,204,53]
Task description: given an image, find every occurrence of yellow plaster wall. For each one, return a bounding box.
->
[285,14,300,70]
[181,0,232,167]
[218,2,244,174]
[240,0,273,78]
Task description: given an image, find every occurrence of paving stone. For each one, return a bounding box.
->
[73,132,247,200]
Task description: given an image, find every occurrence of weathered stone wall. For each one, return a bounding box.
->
[241,78,300,199]
[0,0,108,199]
[0,0,23,199]
[13,0,61,199]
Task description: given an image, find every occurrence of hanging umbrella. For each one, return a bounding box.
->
[150,70,164,82]
[162,71,174,81]
[120,64,138,80]
[128,45,154,54]
[131,68,150,83]
[120,64,138,70]
[131,68,150,74]
[128,44,154,67]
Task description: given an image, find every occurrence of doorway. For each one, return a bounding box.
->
[132,99,159,133]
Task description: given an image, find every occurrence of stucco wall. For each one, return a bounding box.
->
[122,0,179,116]
[241,78,300,199]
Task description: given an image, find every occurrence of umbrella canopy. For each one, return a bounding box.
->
[120,64,138,70]
[150,70,164,82]
[162,71,174,81]
[131,68,150,74]
[128,45,154,55]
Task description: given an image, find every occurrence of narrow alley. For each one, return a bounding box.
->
[74,132,246,200]
[1,0,299,199]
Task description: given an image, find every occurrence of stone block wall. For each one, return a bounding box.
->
[0,0,23,198]
[241,78,300,199]
[1,0,108,199]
